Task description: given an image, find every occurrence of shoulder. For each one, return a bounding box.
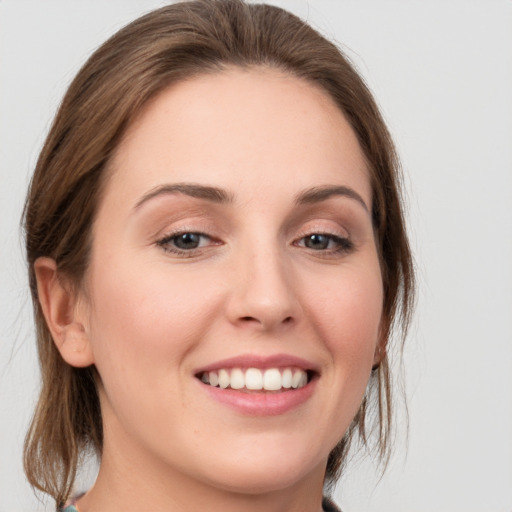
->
[322,496,342,512]
[60,495,83,512]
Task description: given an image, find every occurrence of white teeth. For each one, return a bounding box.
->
[263,368,282,391]
[282,368,292,388]
[201,367,309,391]
[218,369,230,389]
[230,368,245,390]
[209,371,219,387]
[291,369,307,389]
[245,368,263,390]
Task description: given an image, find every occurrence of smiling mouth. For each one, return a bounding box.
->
[196,367,315,392]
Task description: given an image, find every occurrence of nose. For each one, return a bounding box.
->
[225,244,302,333]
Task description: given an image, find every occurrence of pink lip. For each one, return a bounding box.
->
[194,353,320,374]
[198,377,317,416]
[194,353,320,416]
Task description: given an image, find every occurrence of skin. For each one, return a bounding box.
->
[36,67,384,512]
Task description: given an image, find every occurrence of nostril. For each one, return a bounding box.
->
[240,315,294,325]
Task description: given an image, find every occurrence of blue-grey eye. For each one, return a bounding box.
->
[304,234,331,250]
[173,232,203,249]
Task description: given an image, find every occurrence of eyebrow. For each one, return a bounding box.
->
[133,183,233,211]
[133,182,368,212]
[294,185,369,212]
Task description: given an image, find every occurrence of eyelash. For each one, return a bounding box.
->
[156,230,216,257]
[294,232,354,255]
[156,229,354,258]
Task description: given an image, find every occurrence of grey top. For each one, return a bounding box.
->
[323,496,342,512]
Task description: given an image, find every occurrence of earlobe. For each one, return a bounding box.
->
[372,344,386,370]
[34,257,95,368]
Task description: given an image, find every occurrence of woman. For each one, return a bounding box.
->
[23,1,415,511]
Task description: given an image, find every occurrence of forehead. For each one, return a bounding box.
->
[106,67,371,208]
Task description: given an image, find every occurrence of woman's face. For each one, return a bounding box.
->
[78,68,383,494]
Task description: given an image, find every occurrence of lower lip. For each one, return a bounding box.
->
[198,379,317,416]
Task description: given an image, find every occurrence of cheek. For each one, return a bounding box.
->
[313,264,383,355]
[84,259,222,387]
[306,259,383,409]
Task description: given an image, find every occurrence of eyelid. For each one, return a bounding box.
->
[294,232,343,243]
[292,220,350,240]
[139,205,231,244]
[151,215,218,240]
[291,221,354,255]
[155,225,222,257]
[157,230,211,246]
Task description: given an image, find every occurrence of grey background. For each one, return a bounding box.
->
[1,1,511,510]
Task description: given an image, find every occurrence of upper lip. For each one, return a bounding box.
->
[194,353,320,375]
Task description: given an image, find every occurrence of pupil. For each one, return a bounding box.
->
[306,234,329,250]
[175,233,200,249]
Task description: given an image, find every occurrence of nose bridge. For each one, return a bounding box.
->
[228,231,300,330]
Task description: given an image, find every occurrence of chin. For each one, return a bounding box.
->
[196,446,327,495]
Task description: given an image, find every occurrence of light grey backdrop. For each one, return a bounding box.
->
[1,1,511,511]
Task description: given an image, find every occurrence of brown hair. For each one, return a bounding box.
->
[23,0,415,506]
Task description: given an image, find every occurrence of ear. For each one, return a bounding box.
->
[34,257,94,368]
